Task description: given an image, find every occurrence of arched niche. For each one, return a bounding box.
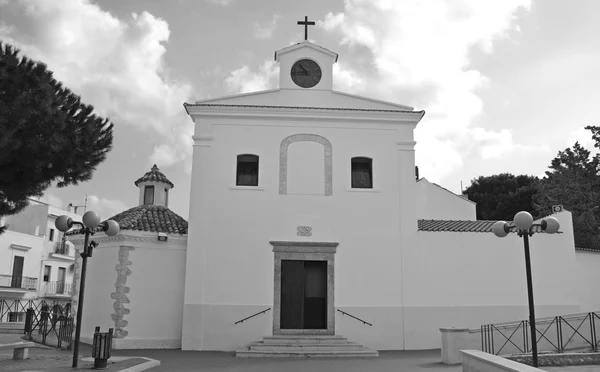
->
[279,134,332,196]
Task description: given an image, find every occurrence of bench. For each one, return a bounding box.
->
[0,341,38,359]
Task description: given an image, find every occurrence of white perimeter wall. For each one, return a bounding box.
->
[416,179,476,220]
[575,250,600,312]
[412,211,580,350]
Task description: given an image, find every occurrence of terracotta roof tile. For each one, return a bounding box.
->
[418,219,560,234]
[66,205,187,236]
[134,164,174,188]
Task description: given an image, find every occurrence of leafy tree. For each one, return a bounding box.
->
[463,173,540,221]
[533,138,600,249]
[0,42,114,235]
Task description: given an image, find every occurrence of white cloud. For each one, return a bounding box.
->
[87,194,128,219]
[566,127,597,152]
[225,60,279,94]
[206,0,233,5]
[254,15,280,40]
[320,0,533,183]
[0,0,193,171]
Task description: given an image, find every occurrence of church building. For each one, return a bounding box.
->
[71,21,598,356]
[180,25,583,355]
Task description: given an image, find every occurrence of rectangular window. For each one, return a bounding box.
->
[44,265,51,282]
[144,185,155,204]
[49,228,55,241]
[236,154,259,186]
[351,157,373,189]
[165,188,169,207]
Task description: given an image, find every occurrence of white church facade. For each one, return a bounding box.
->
[68,37,600,354]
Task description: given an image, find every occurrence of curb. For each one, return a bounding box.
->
[81,356,160,372]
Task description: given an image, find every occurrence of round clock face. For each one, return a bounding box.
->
[290,59,322,88]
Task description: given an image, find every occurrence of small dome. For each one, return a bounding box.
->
[134,164,174,188]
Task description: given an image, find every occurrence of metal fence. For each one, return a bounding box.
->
[482,311,600,355]
[24,303,74,349]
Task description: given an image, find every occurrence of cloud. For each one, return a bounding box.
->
[225,60,279,94]
[87,194,128,219]
[319,0,532,182]
[0,0,193,171]
[254,14,280,40]
[206,0,233,5]
[566,127,597,152]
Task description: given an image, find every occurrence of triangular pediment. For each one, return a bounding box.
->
[274,41,339,63]
[194,89,415,111]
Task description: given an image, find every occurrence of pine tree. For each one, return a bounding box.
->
[0,42,114,235]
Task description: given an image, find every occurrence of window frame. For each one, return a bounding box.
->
[43,265,51,282]
[236,154,260,187]
[350,156,374,189]
[144,185,155,204]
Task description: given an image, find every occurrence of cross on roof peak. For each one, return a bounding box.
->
[297,16,315,41]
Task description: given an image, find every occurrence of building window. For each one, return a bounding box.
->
[236,154,259,186]
[351,157,373,189]
[43,265,51,282]
[165,188,169,207]
[49,228,55,241]
[144,185,155,204]
[8,312,25,322]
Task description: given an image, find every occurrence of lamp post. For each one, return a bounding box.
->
[492,211,560,368]
[55,211,120,368]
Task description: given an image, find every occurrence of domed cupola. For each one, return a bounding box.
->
[134,164,174,207]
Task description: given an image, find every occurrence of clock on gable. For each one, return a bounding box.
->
[290,59,322,88]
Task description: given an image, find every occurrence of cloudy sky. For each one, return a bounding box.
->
[1,0,599,220]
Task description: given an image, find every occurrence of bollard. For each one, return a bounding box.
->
[92,326,113,369]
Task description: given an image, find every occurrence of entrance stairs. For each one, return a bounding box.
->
[236,335,379,358]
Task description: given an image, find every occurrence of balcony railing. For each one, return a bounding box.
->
[0,275,38,291]
[54,242,69,255]
[44,281,72,296]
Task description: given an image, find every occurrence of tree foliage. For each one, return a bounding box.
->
[533,131,600,249]
[463,173,540,221]
[0,42,114,235]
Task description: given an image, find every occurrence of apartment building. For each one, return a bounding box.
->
[0,198,81,322]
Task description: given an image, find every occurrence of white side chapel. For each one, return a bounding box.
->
[180,22,583,355]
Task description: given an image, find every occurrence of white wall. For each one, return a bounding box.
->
[416,178,476,220]
[408,211,580,349]
[183,105,420,351]
[575,250,600,312]
[0,230,45,297]
[74,231,187,349]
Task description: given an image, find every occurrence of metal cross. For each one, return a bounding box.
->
[297,16,315,41]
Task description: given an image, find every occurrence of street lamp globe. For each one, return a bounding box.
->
[103,220,120,236]
[492,221,510,238]
[542,216,560,234]
[55,215,73,232]
[514,211,534,230]
[82,211,101,229]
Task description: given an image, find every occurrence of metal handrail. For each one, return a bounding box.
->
[234,308,271,324]
[336,309,372,326]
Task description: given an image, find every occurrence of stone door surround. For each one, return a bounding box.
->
[270,241,338,335]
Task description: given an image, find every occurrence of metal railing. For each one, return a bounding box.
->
[0,275,38,290]
[1,298,71,323]
[482,311,600,356]
[45,281,73,296]
[234,308,271,324]
[24,305,74,348]
[337,308,373,326]
[55,242,69,255]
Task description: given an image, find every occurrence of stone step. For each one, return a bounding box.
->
[236,349,379,358]
[250,342,365,351]
[262,335,348,345]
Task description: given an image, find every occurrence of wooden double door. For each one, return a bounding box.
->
[280,260,327,330]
